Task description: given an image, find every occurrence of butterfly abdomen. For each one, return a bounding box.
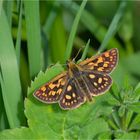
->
[74,75,93,102]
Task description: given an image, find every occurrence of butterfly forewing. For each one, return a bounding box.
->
[34,72,67,103]
[79,48,118,74]
[59,79,85,109]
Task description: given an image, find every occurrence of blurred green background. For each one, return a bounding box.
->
[0,0,140,139]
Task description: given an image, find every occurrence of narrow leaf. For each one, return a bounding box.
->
[98,1,127,53]
[0,8,25,128]
[65,0,87,60]
[24,0,42,78]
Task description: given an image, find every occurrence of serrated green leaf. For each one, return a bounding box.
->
[129,114,140,131]
[107,118,118,130]
[78,118,110,140]
[131,83,140,101]
[112,111,121,129]
[118,105,125,117]
[128,102,140,113]
[28,63,64,96]
[0,63,112,139]
[110,83,121,102]
[125,110,133,130]
[97,131,111,140]
[117,132,138,140]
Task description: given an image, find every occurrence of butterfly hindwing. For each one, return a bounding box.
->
[59,79,85,110]
[79,48,118,74]
[34,72,67,103]
[82,71,112,96]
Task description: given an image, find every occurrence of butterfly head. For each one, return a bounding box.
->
[66,60,81,77]
[66,60,76,69]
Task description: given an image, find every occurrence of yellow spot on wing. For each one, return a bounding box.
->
[88,62,94,65]
[74,100,77,102]
[67,85,72,91]
[49,83,56,89]
[98,78,102,83]
[41,86,46,92]
[57,89,62,94]
[104,78,108,81]
[89,74,95,78]
[98,67,103,71]
[61,80,65,86]
[62,99,65,103]
[103,63,108,67]
[89,66,94,70]
[48,91,51,95]
[58,78,63,83]
[51,91,56,96]
[111,49,116,53]
[72,93,76,98]
[66,95,71,99]
[93,63,98,66]
[42,92,45,96]
[94,82,98,86]
[105,53,109,57]
[97,57,103,63]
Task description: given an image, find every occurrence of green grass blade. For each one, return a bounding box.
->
[98,1,127,53]
[0,87,9,130]
[15,1,22,66]
[0,8,25,128]
[65,0,87,61]
[49,12,66,64]
[43,3,57,38]
[0,0,3,14]
[24,0,42,78]
[63,2,125,56]
[3,0,13,27]
[0,74,14,128]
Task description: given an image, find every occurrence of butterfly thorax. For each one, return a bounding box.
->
[66,60,82,77]
[67,60,92,101]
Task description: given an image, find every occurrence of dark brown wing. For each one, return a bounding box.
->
[59,79,86,110]
[33,72,67,103]
[82,71,112,96]
[79,48,118,74]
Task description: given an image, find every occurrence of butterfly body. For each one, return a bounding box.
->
[34,48,118,110]
[66,61,93,102]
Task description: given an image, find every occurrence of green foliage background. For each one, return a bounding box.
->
[0,0,140,139]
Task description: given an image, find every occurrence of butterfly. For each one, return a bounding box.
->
[33,48,118,110]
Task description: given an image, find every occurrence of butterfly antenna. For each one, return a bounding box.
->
[72,47,83,61]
